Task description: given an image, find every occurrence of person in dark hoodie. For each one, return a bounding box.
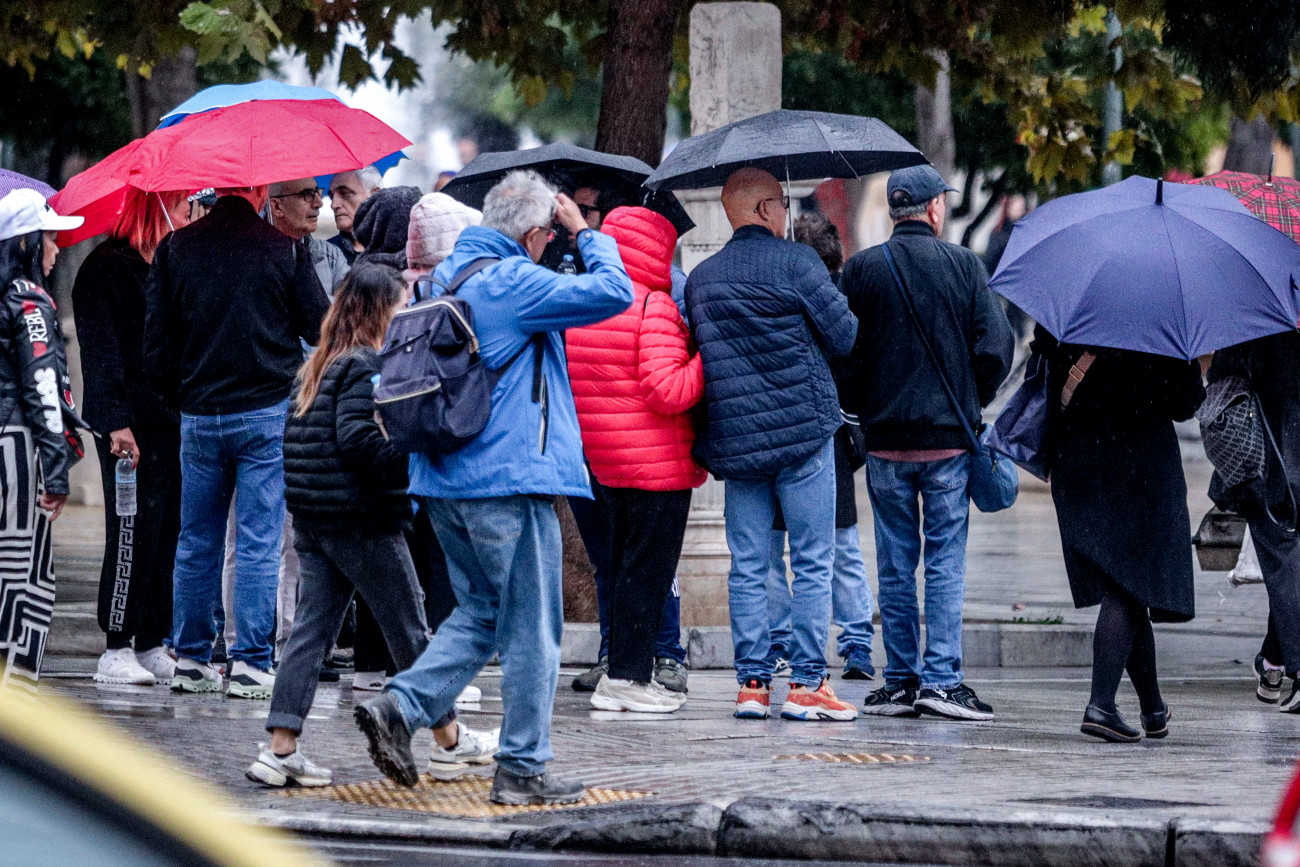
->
[352,185,423,271]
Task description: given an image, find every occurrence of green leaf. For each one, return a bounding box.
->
[337,43,375,88]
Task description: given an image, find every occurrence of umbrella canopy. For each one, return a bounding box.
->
[49,140,150,246]
[989,175,1300,361]
[441,143,654,209]
[1190,170,1300,243]
[644,109,927,191]
[158,81,340,127]
[0,169,55,200]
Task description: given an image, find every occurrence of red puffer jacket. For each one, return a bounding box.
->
[567,206,707,491]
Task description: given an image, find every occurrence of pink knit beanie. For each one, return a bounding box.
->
[406,192,481,269]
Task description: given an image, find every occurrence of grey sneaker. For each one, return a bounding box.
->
[590,675,685,713]
[355,692,418,787]
[428,722,500,781]
[1281,681,1300,714]
[1256,654,1285,703]
[489,766,584,805]
[652,657,688,694]
[571,657,608,692]
[246,744,332,787]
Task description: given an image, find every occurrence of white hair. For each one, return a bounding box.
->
[482,170,557,243]
[332,166,383,194]
[889,201,932,221]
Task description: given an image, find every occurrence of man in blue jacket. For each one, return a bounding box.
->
[686,167,859,722]
[354,170,633,805]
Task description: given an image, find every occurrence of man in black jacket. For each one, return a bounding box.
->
[841,165,1013,722]
[144,186,330,699]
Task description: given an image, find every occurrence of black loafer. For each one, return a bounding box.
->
[1141,704,1172,739]
[1080,703,1140,743]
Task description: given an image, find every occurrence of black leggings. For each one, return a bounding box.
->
[1090,585,1164,715]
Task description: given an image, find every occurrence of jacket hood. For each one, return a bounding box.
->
[353,185,422,269]
[601,206,676,291]
[439,225,529,273]
[407,192,482,269]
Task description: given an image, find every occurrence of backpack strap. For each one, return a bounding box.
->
[413,256,498,302]
[1060,350,1097,410]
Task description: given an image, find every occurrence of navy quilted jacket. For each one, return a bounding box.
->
[685,225,858,479]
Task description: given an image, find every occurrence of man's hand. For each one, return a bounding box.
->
[554,193,589,238]
[38,492,67,523]
[109,427,139,468]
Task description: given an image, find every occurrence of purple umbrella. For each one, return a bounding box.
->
[0,169,55,200]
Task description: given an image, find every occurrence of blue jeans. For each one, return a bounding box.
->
[768,526,875,672]
[172,401,288,669]
[865,454,970,691]
[725,438,836,688]
[568,492,686,664]
[387,495,562,777]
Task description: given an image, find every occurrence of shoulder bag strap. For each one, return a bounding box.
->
[881,242,980,452]
[1060,351,1097,410]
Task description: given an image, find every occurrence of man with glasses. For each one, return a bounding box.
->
[326,166,383,264]
[269,179,348,299]
[684,167,859,723]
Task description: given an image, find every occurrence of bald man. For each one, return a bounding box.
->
[684,167,858,722]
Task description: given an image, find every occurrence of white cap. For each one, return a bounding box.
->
[0,188,84,243]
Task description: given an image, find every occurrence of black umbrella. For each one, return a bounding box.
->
[643,109,927,191]
[441,142,654,209]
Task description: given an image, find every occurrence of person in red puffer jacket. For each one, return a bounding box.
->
[567,205,706,714]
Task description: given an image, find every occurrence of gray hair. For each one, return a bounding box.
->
[482,170,557,243]
[889,200,932,221]
[331,166,383,194]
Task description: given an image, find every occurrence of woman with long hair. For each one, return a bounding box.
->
[74,187,191,686]
[0,189,82,692]
[247,264,497,788]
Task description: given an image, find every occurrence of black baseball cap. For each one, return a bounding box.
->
[887,165,958,209]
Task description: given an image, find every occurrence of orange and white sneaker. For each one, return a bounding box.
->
[735,678,771,719]
[781,679,858,721]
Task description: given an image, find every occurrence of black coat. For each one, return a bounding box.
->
[283,348,413,531]
[143,195,330,415]
[1043,333,1204,621]
[841,221,1014,451]
[72,238,178,433]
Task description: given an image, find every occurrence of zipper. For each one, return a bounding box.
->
[374,381,442,404]
[390,299,479,354]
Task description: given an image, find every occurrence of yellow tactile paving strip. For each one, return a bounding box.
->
[277,774,655,817]
[774,752,931,764]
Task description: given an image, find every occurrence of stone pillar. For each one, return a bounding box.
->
[676,2,782,627]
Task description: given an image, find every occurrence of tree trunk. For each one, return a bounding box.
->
[124,46,199,139]
[914,50,955,184]
[1223,115,1276,175]
[594,0,685,166]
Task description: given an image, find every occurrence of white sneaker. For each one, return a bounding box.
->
[428,721,500,781]
[245,744,332,788]
[171,656,222,693]
[456,684,482,706]
[94,648,156,686]
[136,646,176,684]
[590,675,685,713]
[352,671,387,691]
[227,660,275,700]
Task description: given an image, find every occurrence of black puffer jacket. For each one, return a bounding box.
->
[283,348,412,531]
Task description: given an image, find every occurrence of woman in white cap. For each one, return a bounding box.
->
[0,188,83,692]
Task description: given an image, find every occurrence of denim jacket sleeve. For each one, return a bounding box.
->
[515,230,635,334]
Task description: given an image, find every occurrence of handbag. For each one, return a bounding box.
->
[988,351,1051,481]
[880,244,1018,513]
[1191,507,1248,571]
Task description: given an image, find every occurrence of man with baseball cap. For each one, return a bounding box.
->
[839,164,1013,721]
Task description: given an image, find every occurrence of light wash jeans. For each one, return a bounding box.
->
[724,438,836,688]
[172,400,288,670]
[865,453,970,691]
[386,495,563,777]
[768,525,875,672]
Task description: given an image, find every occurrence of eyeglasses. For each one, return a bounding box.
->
[576,203,600,219]
[527,225,556,242]
[271,187,325,203]
[755,196,790,214]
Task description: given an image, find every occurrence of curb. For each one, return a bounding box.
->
[250,799,1268,866]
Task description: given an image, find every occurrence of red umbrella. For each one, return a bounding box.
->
[1190,170,1300,243]
[49,140,149,247]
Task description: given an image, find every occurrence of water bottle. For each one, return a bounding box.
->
[557,254,577,275]
[115,455,137,517]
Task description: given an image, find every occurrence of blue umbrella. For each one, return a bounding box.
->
[159,82,405,184]
[990,175,1300,360]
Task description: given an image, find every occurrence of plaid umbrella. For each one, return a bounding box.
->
[1191,170,1300,243]
[0,169,55,200]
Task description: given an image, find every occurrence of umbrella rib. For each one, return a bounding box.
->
[1158,205,1192,360]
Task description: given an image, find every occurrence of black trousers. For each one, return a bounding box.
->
[598,483,692,683]
[95,423,181,651]
[354,506,456,673]
[1250,515,1300,675]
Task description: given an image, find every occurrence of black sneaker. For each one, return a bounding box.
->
[1281,681,1300,714]
[354,693,418,787]
[860,684,920,717]
[318,667,340,683]
[842,662,877,681]
[915,684,995,721]
[489,766,584,806]
[571,657,608,693]
[1256,654,1284,703]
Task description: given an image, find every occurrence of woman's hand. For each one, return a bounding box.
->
[109,427,139,467]
[38,492,67,523]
